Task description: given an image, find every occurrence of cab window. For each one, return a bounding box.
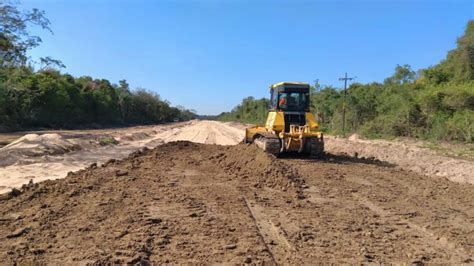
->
[270,90,278,110]
[277,92,309,112]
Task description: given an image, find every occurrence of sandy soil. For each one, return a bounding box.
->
[326,134,474,184]
[0,142,472,264]
[0,120,244,194]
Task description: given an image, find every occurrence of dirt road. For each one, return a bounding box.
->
[0,141,472,264]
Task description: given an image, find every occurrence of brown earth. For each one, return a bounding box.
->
[0,141,472,264]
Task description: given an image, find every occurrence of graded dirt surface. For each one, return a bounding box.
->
[0,141,473,264]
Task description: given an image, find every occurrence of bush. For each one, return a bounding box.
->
[446,110,473,142]
[98,136,119,146]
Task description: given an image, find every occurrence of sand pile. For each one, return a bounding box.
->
[0,134,81,167]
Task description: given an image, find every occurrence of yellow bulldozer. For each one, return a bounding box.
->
[244,82,324,157]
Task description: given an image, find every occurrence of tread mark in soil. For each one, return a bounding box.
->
[352,193,470,261]
[243,196,295,263]
[242,196,277,263]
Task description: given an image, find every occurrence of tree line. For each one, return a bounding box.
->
[218,97,270,124]
[219,20,474,143]
[0,2,195,131]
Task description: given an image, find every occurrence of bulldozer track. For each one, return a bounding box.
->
[254,137,280,156]
[242,196,278,263]
[352,193,471,260]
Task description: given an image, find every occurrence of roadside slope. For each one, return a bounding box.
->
[325,135,474,184]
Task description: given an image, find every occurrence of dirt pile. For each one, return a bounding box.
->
[212,143,305,195]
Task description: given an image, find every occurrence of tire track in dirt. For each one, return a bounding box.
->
[351,193,470,260]
[204,124,217,144]
[288,157,473,263]
[242,197,277,263]
[154,120,244,146]
[243,196,298,262]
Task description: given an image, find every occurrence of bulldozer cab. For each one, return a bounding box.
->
[269,82,311,133]
[269,82,310,113]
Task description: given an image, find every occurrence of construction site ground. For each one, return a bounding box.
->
[0,120,472,264]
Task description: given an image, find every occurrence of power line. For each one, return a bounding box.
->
[338,73,356,134]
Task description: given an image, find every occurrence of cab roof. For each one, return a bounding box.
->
[270,82,310,90]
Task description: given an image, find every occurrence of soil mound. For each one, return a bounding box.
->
[212,143,305,194]
[0,134,81,167]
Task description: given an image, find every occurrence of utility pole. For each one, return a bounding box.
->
[313,79,319,91]
[339,73,356,134]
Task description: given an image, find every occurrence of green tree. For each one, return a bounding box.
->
[423,20,474,84]
[0,2,195,131]
[218,97,269,124]
[0,2,51,66]
[384,64,416,85]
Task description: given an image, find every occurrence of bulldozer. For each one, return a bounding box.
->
[244,82,324,157]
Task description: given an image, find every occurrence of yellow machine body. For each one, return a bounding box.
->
[244,82,324,156]
[245,111,322,152]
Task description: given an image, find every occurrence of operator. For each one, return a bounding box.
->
[279,96,287,107]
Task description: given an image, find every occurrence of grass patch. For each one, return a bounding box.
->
[421,141,474,160]
[98,136,118,146]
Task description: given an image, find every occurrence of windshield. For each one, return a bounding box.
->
[278,92,309,112]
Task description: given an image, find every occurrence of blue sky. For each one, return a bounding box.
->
[23,0,472,115]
